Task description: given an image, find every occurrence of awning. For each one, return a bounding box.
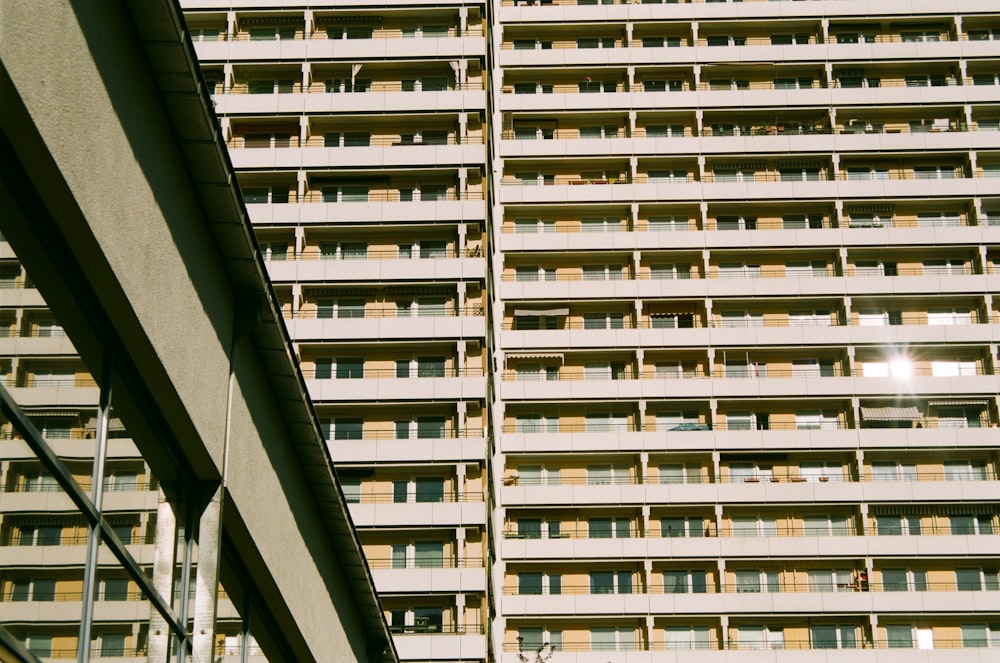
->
[927,400,990,408]
[871,503,996,516]
[25,410,81,418]
[84,416,125,431]
[239,16,303,25]
[505,352,565,362]
[846,203,894,214]
[513,307,568,317]
[861,406,920,421]
[778,160,824,169]
[712,161,766,170]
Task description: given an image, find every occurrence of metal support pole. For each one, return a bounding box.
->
[78,353,112,663]
[148,499,178,662]
[176,499,195,663]
[191,486,224,662]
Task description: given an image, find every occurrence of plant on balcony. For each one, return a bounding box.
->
[517,637,556,663]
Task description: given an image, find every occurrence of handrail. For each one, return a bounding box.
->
[303,367,483,379]
[365,557,485,570]
[285,306,484,320]
[347,491,485,504]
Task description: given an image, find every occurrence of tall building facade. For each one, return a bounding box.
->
[180,0,1000,660]
[5,0,1000,660]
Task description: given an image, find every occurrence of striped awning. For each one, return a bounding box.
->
[505,353,565,362]
[25,410,81,418]
[871,503,996,516]
[927,400,990,408]
[713,161,766,171]
[847,203,894,214]
[861,406,920,421]
[513,307,568,317]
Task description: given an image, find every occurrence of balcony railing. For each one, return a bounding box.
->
[504,470,998,486]
[388,624,484,635]
[304,367,483,379]
[287,305,483,320]
[365,556,485,570]
[216,81,483,94]
[328,427,485,441]
[347,490,484,504]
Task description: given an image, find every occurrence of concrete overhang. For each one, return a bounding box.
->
[0,1,396,661]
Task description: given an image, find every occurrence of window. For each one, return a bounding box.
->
[335,358,364,379]
[876,514,922,535]
[719,263,760,279]
[334,418,363,440]
[656,412,702,431]
[519,572,543,595]
[663,569,707,594]
[517,519,542,539]
[715,216,756,230]
[737,626,784,650]
[735,570,781,593]
[100,633,127,657]
[811,624,857,649]
[795,410,839,430]
[807,569,852,592]
[732,516,777,537]
[343,131,370,147]
[661,516,705,538]
[417,356,446,377]
[414,541,444,568]
[417,297,446,317]
[950,514,994,535]
[582,312,626,330]
[582,264,624,281]
[419,241,447,259]
[659,464,702,484]
[886,624,914,648]
[587,464,629,485]
[591,627,635,651]
[882,568,928,592]
[871,462,917,482]
[581,217,621,232]
[589,570,633,594]
[664,626,711,650]
[961,624,1000,648]
[25,636,52,657]
[340,477,361,504]
[944,460,989,481]
[342,185,369,202]
[416,417,446,439]
[931,360,977,377]
[588,517,631,539]
[584,413,629,432]
[338,299,365,319]
[648,215,688,231]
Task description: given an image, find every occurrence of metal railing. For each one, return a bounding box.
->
[504,472,998,486]
[216,81,483,94]
[328,427,485,441]
[303,367,483,379]
[347,491,484,504]
[286,305,483,320]
[502,419,994,433]
[365,557,485,570]
[388,624,484,635]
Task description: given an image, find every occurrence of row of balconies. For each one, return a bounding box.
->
[501,155,1000,185]
[497,81,1000,115]
[502,397,995,431]
[500,620,999,658]
[498,210,1000,235]
[500,19,1000,46]
[500,453,996,485]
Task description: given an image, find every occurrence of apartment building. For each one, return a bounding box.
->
[5,0,1000,660]
[0,1,395,661]
[490,0,1000,660]
[178,1,491,662]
